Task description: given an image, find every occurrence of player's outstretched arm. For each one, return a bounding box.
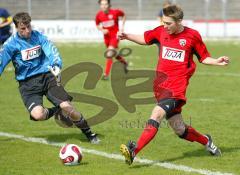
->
[118,32,146,45]
[202,56,230,66]
[0,46,12,76]
[96,24,109,35]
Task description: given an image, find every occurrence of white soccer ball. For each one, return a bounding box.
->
[59,144,83,166]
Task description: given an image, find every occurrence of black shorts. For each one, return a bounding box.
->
[157,98,185,119]
[18,72,72,113]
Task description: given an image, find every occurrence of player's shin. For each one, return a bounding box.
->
[134,119,160,155]
[63,107,91,133]
[72,114,100,144]
[45,106,59,120]
[116,55,127,65]
[104,58,113,77]
[72,114,91,134]
[178,125,208,145]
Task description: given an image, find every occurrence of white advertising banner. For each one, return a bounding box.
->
[28,20,240,42]
[31,20,103,41]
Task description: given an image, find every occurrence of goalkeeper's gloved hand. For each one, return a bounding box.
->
[49,65,61,77]
[48,65,61,86]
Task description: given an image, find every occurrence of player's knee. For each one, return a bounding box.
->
[178,126,189,139]
[173,126,185,136]
[168,119,186,136]
[105,48,117,58]
[30,106,46,121]
[60,101,72,111]
[150,105,165,122]
[59,101,78,118]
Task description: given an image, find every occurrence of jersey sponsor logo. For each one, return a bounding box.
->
[21,45,42,61]
[162,46,185,62]
[102,20,114,27]
[179,39,186,47]
[108,14,113,19]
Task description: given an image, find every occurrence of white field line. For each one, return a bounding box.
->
[0,132,234,175]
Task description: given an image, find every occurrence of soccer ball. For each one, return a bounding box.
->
[59,144,83,166]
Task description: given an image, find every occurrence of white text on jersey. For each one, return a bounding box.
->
[21,45,42,61]
[102,20,114,28]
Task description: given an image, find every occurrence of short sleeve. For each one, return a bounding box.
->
[95,13,101,26]
[193,31,211,62]
[116,9,124,17]
[144,26,161,45]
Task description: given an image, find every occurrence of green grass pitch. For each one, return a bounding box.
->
[0,41,239,175]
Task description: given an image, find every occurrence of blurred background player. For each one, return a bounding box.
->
[0,8,12,45]
[95,0,128,80]
[118,4,229,165]
[157,0,172,25]
[0,12,100,144]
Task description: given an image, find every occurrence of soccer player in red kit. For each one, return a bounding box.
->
[95,0,128,80]
[119,4,229,165]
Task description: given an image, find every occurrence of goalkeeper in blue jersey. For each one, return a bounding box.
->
[0,12,100,144]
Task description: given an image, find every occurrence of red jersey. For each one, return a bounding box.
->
[144,26,210,102]
[95,8,124,36]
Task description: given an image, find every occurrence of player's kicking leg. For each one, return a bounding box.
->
[46,75,100,144]
[120,106,163,165]
[168,113,221,156]
[59,101,100,144]
[54,108,74,128]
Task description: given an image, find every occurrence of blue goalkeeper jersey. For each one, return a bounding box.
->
[0,30,62,81]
